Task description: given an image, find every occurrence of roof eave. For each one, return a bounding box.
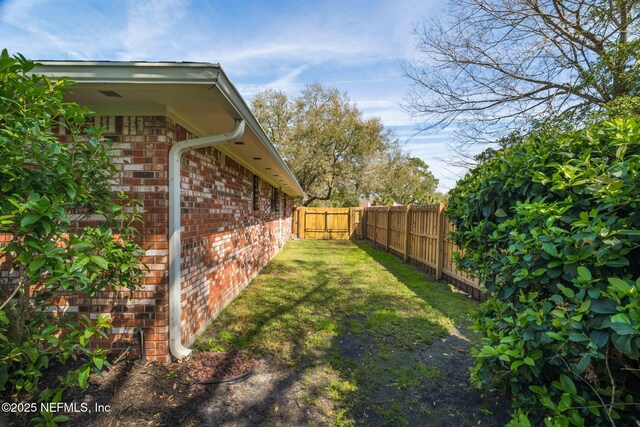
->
[214,68,305,198]
[33,60,222,85]
[33,61,305,198]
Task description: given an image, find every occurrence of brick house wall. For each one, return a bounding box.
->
[178,124,292,345]
[1,115,294,363]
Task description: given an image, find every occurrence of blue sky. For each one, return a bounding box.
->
[0,0,472,192]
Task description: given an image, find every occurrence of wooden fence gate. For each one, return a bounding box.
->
[293,207,363,239]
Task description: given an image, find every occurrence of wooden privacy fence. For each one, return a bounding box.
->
[293,207,363,240]
[362,204,483,300]
[293,204,483,300]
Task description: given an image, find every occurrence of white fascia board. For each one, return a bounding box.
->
[34,61,221,84]
[33,61,305,198]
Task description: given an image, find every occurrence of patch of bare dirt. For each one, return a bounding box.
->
[334,321,511,426]
[5,354,331,427]
[4,330,509,427]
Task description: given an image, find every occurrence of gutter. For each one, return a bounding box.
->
[213,68,304,198]
[31,60,303,356]
[33,61,305,198]
[168,120,246,359]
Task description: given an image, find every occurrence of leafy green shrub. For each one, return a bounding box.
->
[0,51,145,424]
[447,118,640,426]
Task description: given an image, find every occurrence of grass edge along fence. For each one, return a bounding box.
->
[293,204,484,300]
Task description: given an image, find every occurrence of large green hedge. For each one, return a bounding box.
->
[447,119,639,426]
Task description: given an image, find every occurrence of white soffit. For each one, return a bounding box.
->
[32,61,304,198]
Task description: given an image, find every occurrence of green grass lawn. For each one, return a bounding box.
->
[195,239,499,425]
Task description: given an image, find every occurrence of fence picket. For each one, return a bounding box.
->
[293,204,483,299]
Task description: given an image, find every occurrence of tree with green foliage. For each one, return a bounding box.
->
[327,188,362,208]
[447,118,640,426]
[0,51,145,425]
[406,0,640,146]
[252,84,396,206]
[373,152,441,205]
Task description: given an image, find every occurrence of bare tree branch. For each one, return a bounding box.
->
[404,0,640,152]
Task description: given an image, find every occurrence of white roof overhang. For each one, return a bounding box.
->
[32,61,304,198]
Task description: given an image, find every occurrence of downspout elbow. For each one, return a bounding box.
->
[168,120,245,360]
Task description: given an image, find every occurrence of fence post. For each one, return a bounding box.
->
[364,208,369,240]
[348,207,353,238]
[435,203,445,280]
[385,206,391,252]
[324,210,329,239]
[373,208,377,245]
[361,208,367,240]
[403,205,411,262]
[300,207,305,239]
[353,207,357,237]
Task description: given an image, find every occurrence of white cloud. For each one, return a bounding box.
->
[427,159,469,192]
[217,41,372,68]
[356,99,397,109]
[0,0,89,59]
[264,64,311,92]
[0,0,467,192]
[394,126,458,137]
[117,0,190,60]
[359,101,417,127]
[364,109,417,127]
[236,64,313,99]
[181,0,441,75]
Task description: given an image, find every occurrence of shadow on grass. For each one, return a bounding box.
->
[196,239,511,426]
[320,240,511,426]
[41,239,511,426]
[213,258,331,356]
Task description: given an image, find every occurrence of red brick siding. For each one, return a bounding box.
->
[178,141,292,344]
[0,115,293,362]
[70,116,172,361]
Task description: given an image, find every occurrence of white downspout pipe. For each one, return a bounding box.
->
[168,119,246,359]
